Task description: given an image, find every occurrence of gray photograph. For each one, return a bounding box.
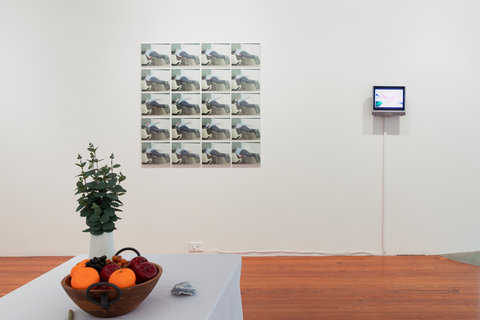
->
[142,43,170,67]
[172,93,200,116]
[142,118,170,141]
[231,43,260,66]
[202,118,231,140]
[142,93,170,116]
[142,69,170,91]
[231,93,260,116]
[202,69,231,91]
[202,142,231,166]
[231,118,260,140]
[231,69,260,91]
[232,142,260,166]
[171,43,200,66]
[202,93,231,115]
[202,43,231,66]
[172,142,201,166]
[142,142,171,166]
[172,118,201,140]
[171,69,200,91]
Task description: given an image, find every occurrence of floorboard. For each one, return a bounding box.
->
[0,256,72,297]
[1,255,479,319]
[241,256,480,320]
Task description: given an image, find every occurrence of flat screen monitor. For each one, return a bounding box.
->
[373,86,405,115]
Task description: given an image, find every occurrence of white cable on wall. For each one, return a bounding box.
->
[382,116,386,256]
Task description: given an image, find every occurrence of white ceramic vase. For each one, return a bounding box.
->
[89,232,115,258]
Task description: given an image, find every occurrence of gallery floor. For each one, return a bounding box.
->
[1,255,478,319]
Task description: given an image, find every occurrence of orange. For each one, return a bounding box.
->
[70,259,90,277]
[108,268,136,288]
[71,267,100,289]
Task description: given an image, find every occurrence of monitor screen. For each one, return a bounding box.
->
[373,86,405,111]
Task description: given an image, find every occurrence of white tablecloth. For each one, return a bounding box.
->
[0,254,243,320]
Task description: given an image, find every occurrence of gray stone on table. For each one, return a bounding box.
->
[171,281,197,296]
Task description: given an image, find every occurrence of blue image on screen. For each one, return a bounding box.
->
[374,88,404,110]
[375,89,404,109]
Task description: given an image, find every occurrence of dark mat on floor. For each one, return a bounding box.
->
[441,251,480,266]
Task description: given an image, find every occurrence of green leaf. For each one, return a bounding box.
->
[82,228,91,233]
[119,175,126,182]
[102,226,116,233]
[75,204,83,212]
[104,208,115,216]
[93,191,106,198]
[86,219,100,227]
[106,193,119,201]
[80,208,91,217]
[92,203,101,215]
[100,199,110,208]
[107,179,117,188]
[90,224,101,231]
[90,230,103,235]
[84,169,96,176]
[87,214,100,223]
[100,215,110,223]
[113,164,121,168]
[112,185,126,193]
[101,221,115,231]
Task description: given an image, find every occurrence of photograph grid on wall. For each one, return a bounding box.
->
[141,43,261,167]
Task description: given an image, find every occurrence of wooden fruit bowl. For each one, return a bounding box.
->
[61,263,162,318]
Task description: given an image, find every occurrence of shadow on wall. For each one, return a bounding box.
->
[362,97,401,136]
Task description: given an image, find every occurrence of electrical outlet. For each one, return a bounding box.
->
[188,241,204,253]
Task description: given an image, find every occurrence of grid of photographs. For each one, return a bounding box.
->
[141,43,261,167]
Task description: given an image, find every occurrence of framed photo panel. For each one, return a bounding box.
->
[141,43,261,167]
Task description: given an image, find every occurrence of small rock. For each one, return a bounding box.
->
[171,281,196,296]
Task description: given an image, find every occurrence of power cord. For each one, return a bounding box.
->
[197,248,375,256]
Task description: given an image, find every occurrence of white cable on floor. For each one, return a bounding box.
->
[198,248,375,256]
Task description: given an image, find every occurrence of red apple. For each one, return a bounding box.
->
[100,263,121,282]
[127,256,148,273]
[135,262,158,284]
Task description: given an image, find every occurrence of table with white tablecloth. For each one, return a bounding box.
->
[0,254,243,320]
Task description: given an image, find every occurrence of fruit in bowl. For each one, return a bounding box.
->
[135,262,159,284]
[99,263,121,282]
[61,247,162,318]
[127,256,148,273]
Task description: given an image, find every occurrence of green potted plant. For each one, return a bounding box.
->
[75,143,126,258]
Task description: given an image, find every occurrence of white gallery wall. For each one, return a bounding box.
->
[0,0,479,256]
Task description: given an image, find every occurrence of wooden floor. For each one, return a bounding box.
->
[0,256,72,298]
[241,256,480,320]
[1,256,479,319]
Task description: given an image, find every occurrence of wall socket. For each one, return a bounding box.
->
[188,241,204,253]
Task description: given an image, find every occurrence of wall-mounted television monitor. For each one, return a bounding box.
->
[372,86,405,116]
